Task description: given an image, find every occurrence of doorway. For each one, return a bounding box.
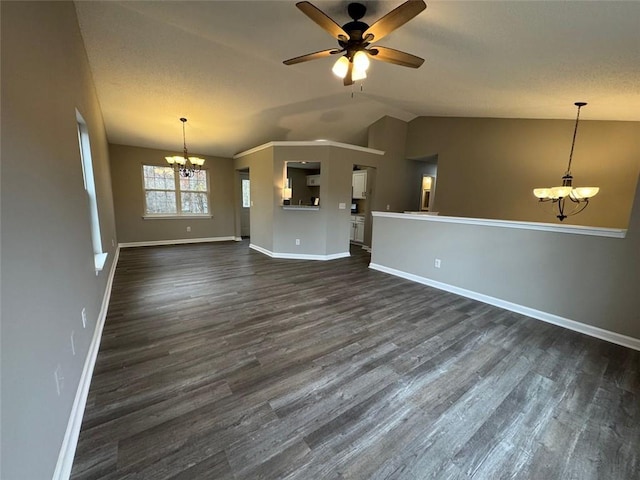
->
[351,164,376,247]
[413,155,438,212]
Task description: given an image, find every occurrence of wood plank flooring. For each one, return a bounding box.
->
[71,241,640,479]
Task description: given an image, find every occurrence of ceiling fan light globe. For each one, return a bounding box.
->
[353,50,370,71]
[332,56,349,78]
[352,66,367,81]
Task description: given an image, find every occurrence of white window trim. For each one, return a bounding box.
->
[241,178,251,208]
[141,164,211,218]
[77,110,108,274]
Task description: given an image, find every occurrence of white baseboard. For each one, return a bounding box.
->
[53,247,120,480]
[249,243,350,261]
[369,262,640,352]
[119,236,238,248]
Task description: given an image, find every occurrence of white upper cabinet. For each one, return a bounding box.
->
[352,171,367,199]
[306,174,320,186]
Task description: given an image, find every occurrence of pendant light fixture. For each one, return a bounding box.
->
[533,102,599,221]
[165,117,205,177]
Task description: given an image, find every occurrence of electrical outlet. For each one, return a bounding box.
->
[70,331,76,356]
[339,202,346,210]
[295,239,301,246]
[111,239,115,247]
[81,308,87,328]
[386,204,390,211]
[186,226,191,232]
[434,258,441,269]
[54,365,64,396]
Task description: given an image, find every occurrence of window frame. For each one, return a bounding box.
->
[77,110,107,272]
[241,178,251,208]
[141,164,212,219]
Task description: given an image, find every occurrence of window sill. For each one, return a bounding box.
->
[94,252,108,274]
[142,215,213,220]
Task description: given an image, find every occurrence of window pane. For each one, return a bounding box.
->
[180,170,207,192]
[181,192,209,214]
[143,165,175,190]
[145,191,177,214]
[242,179,250,208]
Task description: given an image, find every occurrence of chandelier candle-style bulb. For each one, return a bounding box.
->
[532,102,599,221]
[165,117,205,177]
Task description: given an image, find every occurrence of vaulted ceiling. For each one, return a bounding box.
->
[75,1,640,158]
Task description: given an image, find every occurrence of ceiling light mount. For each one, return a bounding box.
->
[165,117,205,177]
[533,102,599,221]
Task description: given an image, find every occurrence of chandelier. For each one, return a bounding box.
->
[165,117,205,177]
[533,102,599,221]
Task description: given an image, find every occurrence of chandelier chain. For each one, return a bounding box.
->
[566,102,584,175]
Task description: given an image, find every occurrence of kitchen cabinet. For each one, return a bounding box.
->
[350,215,365,243]
[306,174,320,186]
[352,171,367,199]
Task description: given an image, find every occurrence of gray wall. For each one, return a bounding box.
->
[406,116,640,228]
[371,173,640,340]
[234,146,275,251]
[109,144,236,243]
[366,116,418,213]
[234,144,389,256]
[274,145,389,256]
[1,2,118,478]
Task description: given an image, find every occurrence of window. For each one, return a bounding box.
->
[242,178,250,208]
[142,165,210,217]
[77,111,107,272]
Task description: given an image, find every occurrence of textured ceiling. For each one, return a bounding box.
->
[75,1,640,158]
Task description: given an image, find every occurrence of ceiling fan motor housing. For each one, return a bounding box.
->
[340,3,369,50]
[347,2,367,20]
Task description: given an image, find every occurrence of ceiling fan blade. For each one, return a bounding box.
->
[296,1,348,40]
[283,49,341,65]
[364,0,426,43]
[369,46,424,68]
[344,61,354,86]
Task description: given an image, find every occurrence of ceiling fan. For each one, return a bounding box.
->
[283,1,427,86]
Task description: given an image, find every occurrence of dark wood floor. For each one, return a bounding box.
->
[71,241,640,479]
